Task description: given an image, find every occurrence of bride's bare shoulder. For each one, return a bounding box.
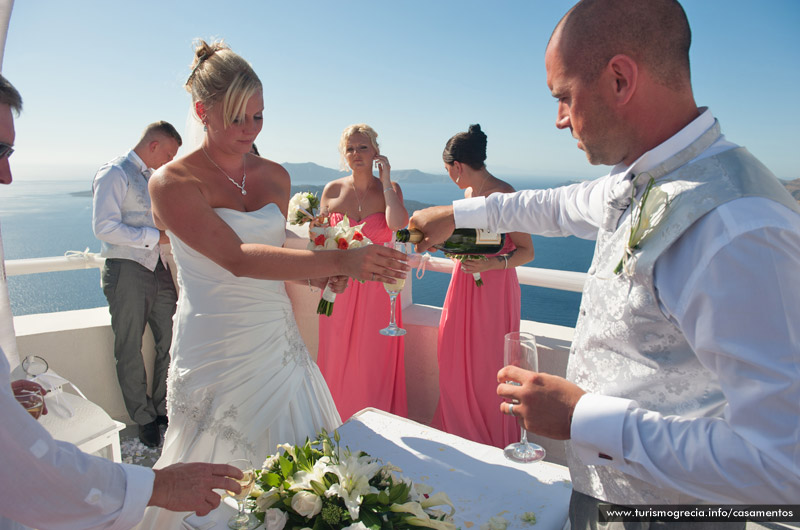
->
[149,152,206,197]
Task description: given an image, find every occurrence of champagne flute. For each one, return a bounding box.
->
[226,458,257,530]
[379,241,407,337]
[503,331,546,463]
[21,355,48,380]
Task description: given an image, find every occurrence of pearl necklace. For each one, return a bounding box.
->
[203,147,247,195]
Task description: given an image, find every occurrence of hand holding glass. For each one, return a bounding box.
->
[503,331,546,463]
[226,458,257,530]
[379,241,406,336]
[15,388,44,419]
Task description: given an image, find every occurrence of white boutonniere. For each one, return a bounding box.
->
[614,177,671,275]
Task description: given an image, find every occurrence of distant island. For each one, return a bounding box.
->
[71,162,800,206]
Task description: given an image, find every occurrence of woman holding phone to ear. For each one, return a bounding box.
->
[316,124,410,421]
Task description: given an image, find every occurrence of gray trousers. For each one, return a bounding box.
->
[102,258,177,426]
[570,490,745,530]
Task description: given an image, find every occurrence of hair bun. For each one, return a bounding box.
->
[442,123,488,169]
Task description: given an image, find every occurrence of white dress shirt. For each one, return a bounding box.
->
[0,348,155,529]
[92,151,160,250]
[454,109,800,503]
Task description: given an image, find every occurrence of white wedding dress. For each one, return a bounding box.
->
[138,203,341,529]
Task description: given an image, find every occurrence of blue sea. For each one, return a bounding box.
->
[0,178,595,327]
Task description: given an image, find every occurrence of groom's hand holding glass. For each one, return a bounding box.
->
[149,462,245,516]
[497,365,586,441]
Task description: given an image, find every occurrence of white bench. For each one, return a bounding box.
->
[38,389,126,462]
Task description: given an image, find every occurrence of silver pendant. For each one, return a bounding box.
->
[242,190,247,195]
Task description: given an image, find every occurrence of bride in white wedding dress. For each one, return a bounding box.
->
[138,40,408,529]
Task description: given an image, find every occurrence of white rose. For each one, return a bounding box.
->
[290,490,322,518]
[348,239,364,249]
[264,508,288,530]
[324,238,339,250]
[299,195,311,210]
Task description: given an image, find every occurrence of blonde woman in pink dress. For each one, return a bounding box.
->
[431,124,534,448]
[316,124,410,420]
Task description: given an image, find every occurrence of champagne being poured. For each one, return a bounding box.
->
[395,228,505,255]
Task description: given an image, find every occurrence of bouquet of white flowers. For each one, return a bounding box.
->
[288,192,323,226]
[307,216,371,316]
[252,430,456,530]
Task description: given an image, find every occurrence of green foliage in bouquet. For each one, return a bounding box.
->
[252,429,456,530]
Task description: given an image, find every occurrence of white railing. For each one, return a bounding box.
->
[5,252,587,292]
[5,250,105,276]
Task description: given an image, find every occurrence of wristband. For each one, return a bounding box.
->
[503,255,508,269]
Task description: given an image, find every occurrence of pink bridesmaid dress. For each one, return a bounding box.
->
[316,212,408,420]
[431,236,520,448]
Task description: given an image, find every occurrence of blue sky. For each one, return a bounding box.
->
[3,0,799,184]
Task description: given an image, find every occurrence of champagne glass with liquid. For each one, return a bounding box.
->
[379,241,407,337]
[503,331,546,463]
[226,458,257,530]
[14,388,44,419]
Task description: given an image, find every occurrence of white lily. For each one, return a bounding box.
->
[420,491,455,516]
[290,457,330,491]
[390,501,456,530]
[255,487,283,512]
[325,454,381,519]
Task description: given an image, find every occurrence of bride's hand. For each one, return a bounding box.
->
[327,275,349,294]
[342,245,408,283]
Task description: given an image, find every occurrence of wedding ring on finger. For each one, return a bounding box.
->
[508,403,515,416]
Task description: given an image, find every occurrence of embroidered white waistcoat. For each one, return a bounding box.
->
[566,124,800,504]
[97,155,160,271]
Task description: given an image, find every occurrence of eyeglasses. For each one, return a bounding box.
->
[0,143,13,159]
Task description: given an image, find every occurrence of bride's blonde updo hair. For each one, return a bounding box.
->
[185,39,262,129]
[338,123,380,170]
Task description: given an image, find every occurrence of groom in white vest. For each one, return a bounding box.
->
[410,0,800,525]
[92,121,180,448]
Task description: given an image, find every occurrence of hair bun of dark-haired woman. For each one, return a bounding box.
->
[468,124,483,135]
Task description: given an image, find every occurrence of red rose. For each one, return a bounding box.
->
[314,234,326,246]
[353,232,364,241]
[337,238,349,250]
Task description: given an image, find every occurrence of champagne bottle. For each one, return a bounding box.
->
[395,228,505,255]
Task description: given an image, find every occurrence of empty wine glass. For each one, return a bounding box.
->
[226,458,257,529]
[503,331,546,464]
[14,388,44,419]
[379,241,407,337]
[21,355,48,380]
